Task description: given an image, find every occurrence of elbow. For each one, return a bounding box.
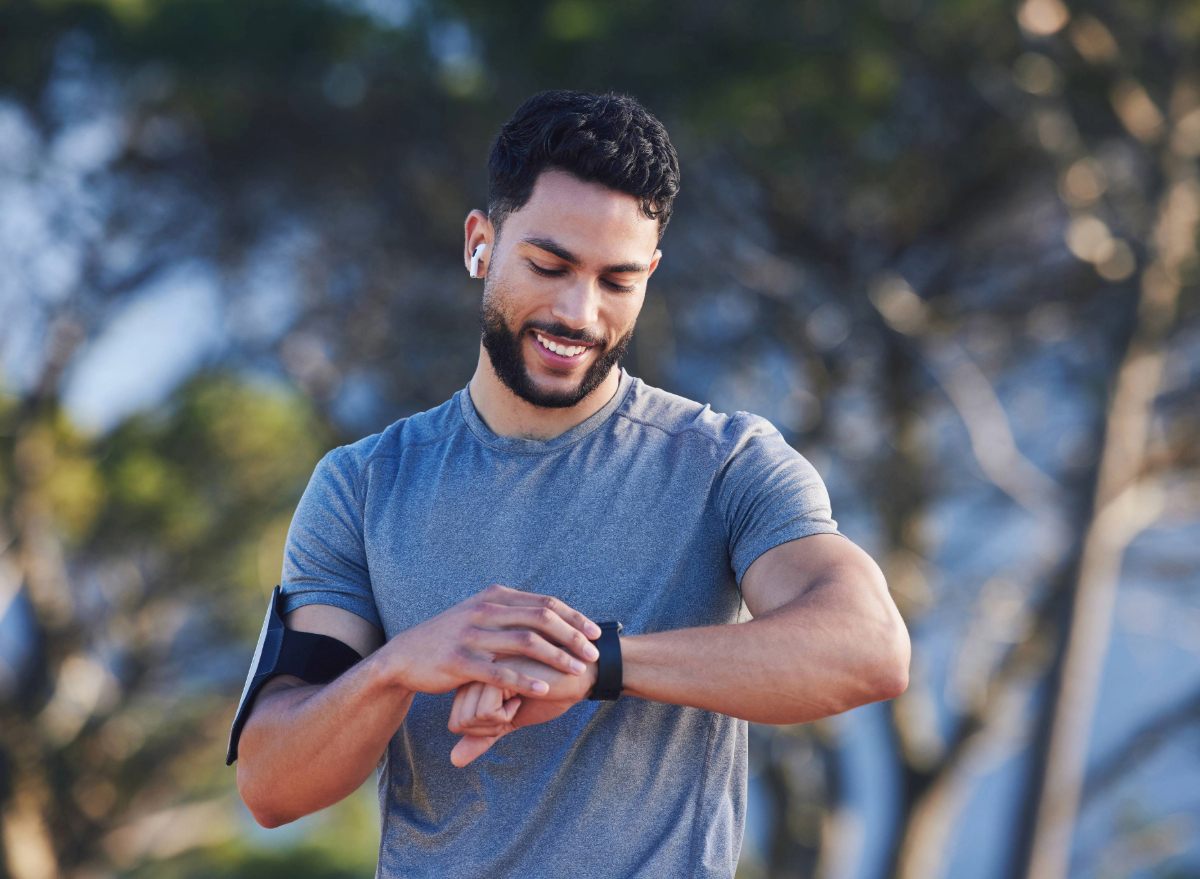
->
[250,808,287,830]
[873,656,909,702]
[242,791,292,831]
[859,567,910,704]
[869,618,911,702]
[836,611,909,712]
[248,800,291,830]
[237,756,294,830]
[257,813,292,830]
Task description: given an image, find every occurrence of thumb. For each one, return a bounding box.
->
[501,695,521,722]
[450,733,504,767]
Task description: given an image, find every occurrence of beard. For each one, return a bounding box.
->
[479,281,634,410]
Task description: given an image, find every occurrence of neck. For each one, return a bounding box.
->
[467,343,622,441]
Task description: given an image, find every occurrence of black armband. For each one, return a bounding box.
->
[226,585,363,765]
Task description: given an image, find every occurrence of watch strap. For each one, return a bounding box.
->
[588,621,623,701]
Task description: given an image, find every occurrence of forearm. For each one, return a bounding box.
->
[621,579,909,724]
[236,649,413,827]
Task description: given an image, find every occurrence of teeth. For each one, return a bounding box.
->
[536,334,587,357]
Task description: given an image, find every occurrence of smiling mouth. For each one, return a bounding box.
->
[533,331,593,360]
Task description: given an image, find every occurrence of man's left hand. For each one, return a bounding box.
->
[447,656,596,766]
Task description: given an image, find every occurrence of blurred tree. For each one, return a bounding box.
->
[0,0,1198,877]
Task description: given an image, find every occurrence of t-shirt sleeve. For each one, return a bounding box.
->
[716,412,845,587]
[279,446,381,630]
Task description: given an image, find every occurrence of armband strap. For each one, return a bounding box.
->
[226,585,363,765]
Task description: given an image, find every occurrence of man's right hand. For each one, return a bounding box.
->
[377,583,601,698]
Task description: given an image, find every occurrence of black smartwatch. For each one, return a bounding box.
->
[587,621,623,701]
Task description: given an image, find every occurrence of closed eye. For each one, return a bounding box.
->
[529,260,636,292]
[528,261,565,278]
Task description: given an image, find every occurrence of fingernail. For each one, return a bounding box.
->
[586,644,600,661]
[533,680,549,695]
[570,660,585,675]
[587,623,602,638]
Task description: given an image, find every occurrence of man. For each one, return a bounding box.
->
[233,90,909,878]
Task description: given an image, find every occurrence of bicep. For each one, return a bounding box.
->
[740,533,889,619]
[243,605,383,728]
[284,603,384,657]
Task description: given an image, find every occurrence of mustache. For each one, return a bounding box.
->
[522,321,604,347]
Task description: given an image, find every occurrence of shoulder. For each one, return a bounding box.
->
[314,391,463,494]
[618,376,777,458]
[319,391,463,477]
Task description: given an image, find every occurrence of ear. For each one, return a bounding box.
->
[464,210,494,278]
[646,248,663,280]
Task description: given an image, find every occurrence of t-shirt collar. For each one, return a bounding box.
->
[458,367,635,455]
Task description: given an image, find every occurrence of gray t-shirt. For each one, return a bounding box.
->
[280,367,844,878]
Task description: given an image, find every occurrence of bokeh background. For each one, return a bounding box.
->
[1,0,1198,876]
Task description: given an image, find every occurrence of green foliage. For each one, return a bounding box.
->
[0,371,335,874]
[119,782,380,878]
[94,372,327,557]
[1,0,1197,875]
[128,847,372,879]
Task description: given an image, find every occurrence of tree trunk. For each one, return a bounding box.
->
[1017,171,1196,879]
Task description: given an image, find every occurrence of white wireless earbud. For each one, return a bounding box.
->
[469,243,487,278]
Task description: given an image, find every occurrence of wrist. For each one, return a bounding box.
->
[587,621,624,700]
[582,659,599,699]
[614,634,645,699]
[370,638,416,697]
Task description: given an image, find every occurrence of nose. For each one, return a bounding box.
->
[549,276,602,333]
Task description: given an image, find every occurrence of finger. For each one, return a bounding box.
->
[455,720,512,737]
[461,680,485,724]
[448,682,483,734]
[468,660,550,697]
[477,684,507,723]
[448,688,466,733]
[451,733,504,768]
[459,694,520,733]
[455,695,520,735]
[476,604,601,663]
[477,590,602,640]
[501,695,521,723]
[473,628,588,676]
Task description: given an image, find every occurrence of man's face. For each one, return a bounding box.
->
[478,169,662,409]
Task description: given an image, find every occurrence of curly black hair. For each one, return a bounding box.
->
[487,90,680,241]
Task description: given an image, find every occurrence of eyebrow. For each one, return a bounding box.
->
[519,236,649,275]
